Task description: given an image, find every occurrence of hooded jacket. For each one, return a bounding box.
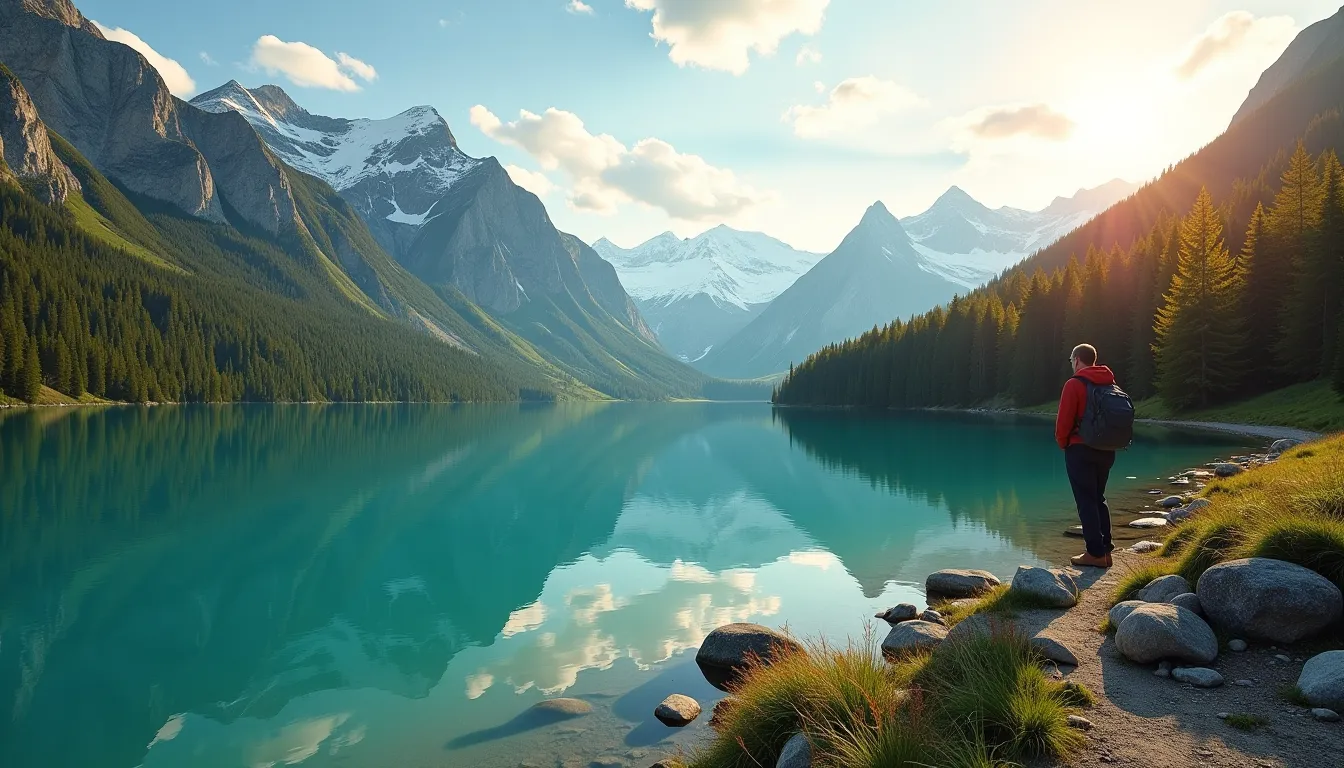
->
[1055,365,1117,449]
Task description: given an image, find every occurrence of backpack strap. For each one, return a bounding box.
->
[1070,375,1091,432]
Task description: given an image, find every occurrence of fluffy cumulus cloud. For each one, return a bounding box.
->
[567,0,594,14]
[964,103,1076,141]
[249,36,377,91]
[625,0,830,75]
[472,105,765,219]
[796,43,822,66]
[1176,11,1296,79]
[93,22,197,96]
[785,76,924,138]
[505,164,557,197]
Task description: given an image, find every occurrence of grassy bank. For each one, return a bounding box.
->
[680,629,1090,768]
[1111,433,1344,607]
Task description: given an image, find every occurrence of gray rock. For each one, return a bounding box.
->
[926,569,1001,598]
[1114,603,1218,665]
[1109,600,1146,628]
[0,68,80,204]
[1196,558,1344,643]
[1213,463,1244,477]
[1009,566,1078,608]
[875,604,919,624]
[777,732,811,768]
[1185,498,1213,513]
[1234,679,1254,687]
[943,613,995,644]
[881,620,948,657]
[1299,651,1344,711]
[531,698,593,718]
[1031,634,1079,666]
[920,609,946,626]
[1065,525,1086,537]
[1172,667,1224,688]
[696,623,802,690]
[653,694,701,727]
[1169,592,1203,617]
[1271,438,1303,454]
[1067,715,1093,730]
[1129,517,1169,529]
[1276,654,1292,664]
[1313,708,1342,723]
[1138,574,1192,603]
[1159,495,1185,508]
[1130,541,1163,554]
[1228,639,1248,652]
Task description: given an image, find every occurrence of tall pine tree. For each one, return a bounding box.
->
[1154,188,1244,410]
[1271,143,1325,376]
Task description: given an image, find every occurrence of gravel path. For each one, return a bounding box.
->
[1136,419,1322,442]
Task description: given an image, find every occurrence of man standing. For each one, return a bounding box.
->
[1056,343,1130,568]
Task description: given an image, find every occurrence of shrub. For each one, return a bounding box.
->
[1224,713,1268,731]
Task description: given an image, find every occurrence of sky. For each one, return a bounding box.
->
[80,0,1341,252]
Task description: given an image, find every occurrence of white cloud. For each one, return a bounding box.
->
[796,44,822,66]
[93,22,197,97]
[438,18,450,27]
[199,51,217,66]
[963,103,1076,141]
[1176,11,1296,79]
[249,36,377,91]
[505,164,557,197]
[567,0,594,14]
[625,0,830,75]
[785,76,924,138]
[472,104,766,220]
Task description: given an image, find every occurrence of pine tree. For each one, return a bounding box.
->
[1314,151,1344,375]
[20,341,42,402]
[0,326,6,397]
[1154,188,1244,410]
[1271,143,1325,375]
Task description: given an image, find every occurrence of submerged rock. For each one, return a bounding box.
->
[531,698,593,719]
[1197,558,1343,643]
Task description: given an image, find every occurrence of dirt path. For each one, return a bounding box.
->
[1135,420,1322,442]
[992,555,1344,768]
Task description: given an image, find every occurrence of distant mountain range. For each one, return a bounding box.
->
[598,179,1134,379]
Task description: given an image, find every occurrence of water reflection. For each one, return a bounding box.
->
[0,404,1248,768]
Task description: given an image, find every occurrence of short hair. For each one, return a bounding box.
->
[1071,344,1098,366]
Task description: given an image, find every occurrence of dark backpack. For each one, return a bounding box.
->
[1073,376,1135,451]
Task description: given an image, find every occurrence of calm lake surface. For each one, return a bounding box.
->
[0,404,1251,768]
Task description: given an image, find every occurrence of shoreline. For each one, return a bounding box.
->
[1134,418,1321,442]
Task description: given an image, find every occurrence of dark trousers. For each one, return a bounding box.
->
[1065,444,1116,557]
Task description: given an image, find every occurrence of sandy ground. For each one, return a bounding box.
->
[995,553,1344,768]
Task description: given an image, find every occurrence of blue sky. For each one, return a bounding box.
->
[82,0,1340,251]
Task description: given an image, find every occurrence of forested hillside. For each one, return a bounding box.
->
[775,47,1344,412]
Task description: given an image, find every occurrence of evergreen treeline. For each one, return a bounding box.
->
[0,180,544,403]
[775,142,1344,410]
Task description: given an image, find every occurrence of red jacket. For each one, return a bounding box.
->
[1055,365,1117,449]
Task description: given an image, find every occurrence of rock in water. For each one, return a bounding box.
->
[1114,603,1218,665]
[1172,667,1224,688]
[1138,574,1192,603]
[1159,495,1185,508]
[1065,525,1086,537]
[882,620,948,657]
[530,698,593,720]
[1299,651,1344,710]
[777,732,811,768]
[1009,566,1078,608]
[696,623,802,691]
[875,604,919,624]
[654,694,701,727]
[1109,600,1146,628]
[926,569,1000,598]
[920,609,946,626]
[1213,463,1244,477]
[1129,517,1169,529]
[1196,558,1343,643]
[1169,592,1204,616]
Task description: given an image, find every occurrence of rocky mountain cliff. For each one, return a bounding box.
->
[0,63,78,203]
[1231,4,1344,126]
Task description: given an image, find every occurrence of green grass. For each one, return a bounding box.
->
[1109,563,1174,605]
[687,629,1087,768]
[931,584,1077,628]
[1224,713,1269,731]
[65,193,181,271]
[1279,685,1312,707]
[1134,380,1344,433]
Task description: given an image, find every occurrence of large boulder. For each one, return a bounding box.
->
[777,732,811,768]
[1114,603,1218,664]
[1109,600,1146,627]
[1136,574,1191,603]
[696,623,802,690]
[1298,651,1344,711]
[1169,592,1203,617]
[1010,566,1078,608]
[882,620,948,657]
[654,694,701,727]
[1213,463,1244,478]
[926,569,1000,598]
[1271,438,1303,454]
[1032,634,1079,666]
[1196,558,1343,643]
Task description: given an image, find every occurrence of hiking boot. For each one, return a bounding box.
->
[1070,552,1112,568]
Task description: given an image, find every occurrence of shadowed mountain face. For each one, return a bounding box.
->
[1231,4,1344,126]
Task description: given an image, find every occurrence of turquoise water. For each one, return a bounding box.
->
[0,404,1250,768]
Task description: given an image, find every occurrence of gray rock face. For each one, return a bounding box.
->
[926,568,1000,598]
[654,694,701,727]
[875,604,919,624]
[1114,603,1218,664]
[881,620,948,656]
[1169,592,1203,617]
[177,106,299,236]
[1299,651,1344,710]
[696,623,801,690]
[1009,566,1078,608]
[777,732,811,768]
[1196,558,1343,643]
[1138,574,1192,603]
[1109,600,1146,628]
[1172,667,1224,688]
[0,65,78,203]
[1213,463,1244,477]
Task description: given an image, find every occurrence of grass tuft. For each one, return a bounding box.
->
[1109,563,1171,604]
[1224,713,1269,731]
[1279,685,1312,707]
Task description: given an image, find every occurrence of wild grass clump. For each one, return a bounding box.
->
[688,628,1086,768]
[1110,563,1173,604]
[934,583,1077,628]
[1279,684,1312,707]
[1224,713,1269,731]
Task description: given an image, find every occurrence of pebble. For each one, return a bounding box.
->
[1173,667,1224,688]
[1314,708,1342,722]
[1275,654,1292,663]
[1067,715,1093,730]
[1235,679,1255,687]
[1229,639,1248,652]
